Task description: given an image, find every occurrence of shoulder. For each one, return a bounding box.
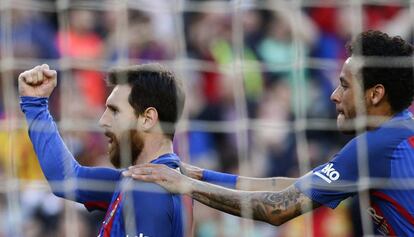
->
[333,122,414,177]
[127,180,175,216]
[130,180,173,200]
[363,121,414,161]
[337,123,412,159]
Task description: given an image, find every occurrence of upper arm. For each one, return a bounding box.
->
[294,133,392,209]
[252,185,321,226]
[74,167,121,210]
[294,140,360,209]
[123,181,176,237]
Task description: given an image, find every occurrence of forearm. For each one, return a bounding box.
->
[21,97,80,182]
[236,176,298,191]
[198,168,297,191]
[188,179,317,226]
[125,164,319,225]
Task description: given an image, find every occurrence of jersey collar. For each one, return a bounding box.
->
[151,153,180,168]
[390,109,413,122]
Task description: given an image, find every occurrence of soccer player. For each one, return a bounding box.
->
[124,30,414,236]
[18,63,187,237]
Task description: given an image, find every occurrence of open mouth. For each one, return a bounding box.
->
[336,108,345,115]
[104,132,115,144]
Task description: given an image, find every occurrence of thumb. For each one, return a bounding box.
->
[40,64,55,78]
[41,64,49,70]
[43,69,57,78]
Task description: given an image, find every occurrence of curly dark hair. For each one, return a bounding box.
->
[346,30,414,113]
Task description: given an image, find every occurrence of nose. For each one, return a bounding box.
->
[99,109,110,128]
[330,86,340,104]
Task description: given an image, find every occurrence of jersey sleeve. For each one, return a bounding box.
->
[295,132,391,209]
[295,136,362,208]
[122,180,179,237]
[20,96,120,211]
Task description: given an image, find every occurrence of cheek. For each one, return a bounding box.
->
[344,93,362,118]
[342,91,354,109]
[115,114,137,131]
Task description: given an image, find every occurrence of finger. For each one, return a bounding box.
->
[43,69,56,78]
[128,164,150,170]
[41,64,55,78]
[30,66,41,84]
[128,163,159,170]
[122,170,132,176]
[18,71,28,83]
[37,70,44,83]
[23,71,35,84]
[129,167,154,175]
[131,174,157,182]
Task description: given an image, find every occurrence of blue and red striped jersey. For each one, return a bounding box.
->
[296,110,414,236]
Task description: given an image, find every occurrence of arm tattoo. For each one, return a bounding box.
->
[190,181,320,225]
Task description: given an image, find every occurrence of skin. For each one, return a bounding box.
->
[123,55,397,226]
[19,64,175,169]
[331,57,393,133]
[180,162,298,191]
[18,64,57,97]
[98,85,144,168]
[124,163,318,226]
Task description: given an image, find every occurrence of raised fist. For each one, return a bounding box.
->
[18,64,57,98]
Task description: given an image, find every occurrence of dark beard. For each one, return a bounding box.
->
[107,130,144,168]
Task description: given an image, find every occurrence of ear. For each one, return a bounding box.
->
[368,84,386,106]
[140,107,159,131]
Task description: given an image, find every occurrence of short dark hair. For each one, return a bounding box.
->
[346,30,414,113]
[107,63,185,139]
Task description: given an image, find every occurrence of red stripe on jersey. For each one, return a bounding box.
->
[183,195,194,237]
[408,136,414,148]
[84,201,109,211]
[101,194,122,237]
[372,191,414,226]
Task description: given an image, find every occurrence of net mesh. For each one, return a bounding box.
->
[0,0,413,236]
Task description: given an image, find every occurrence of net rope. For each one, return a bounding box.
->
[0,0,414,236]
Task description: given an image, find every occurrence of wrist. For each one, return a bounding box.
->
[183,176,197,195]
[201,169,238,189]
[195,168,204,180]
[20,97,49,113]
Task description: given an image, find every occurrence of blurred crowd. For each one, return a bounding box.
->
[0,1,414,236]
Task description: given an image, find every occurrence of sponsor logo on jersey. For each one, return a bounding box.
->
[315,163,340,183]
[367,206,391,236]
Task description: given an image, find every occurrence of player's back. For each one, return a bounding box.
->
[366,110,414,236]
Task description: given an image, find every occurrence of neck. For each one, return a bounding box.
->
[366,105,395,130]
[135,135,174,165]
